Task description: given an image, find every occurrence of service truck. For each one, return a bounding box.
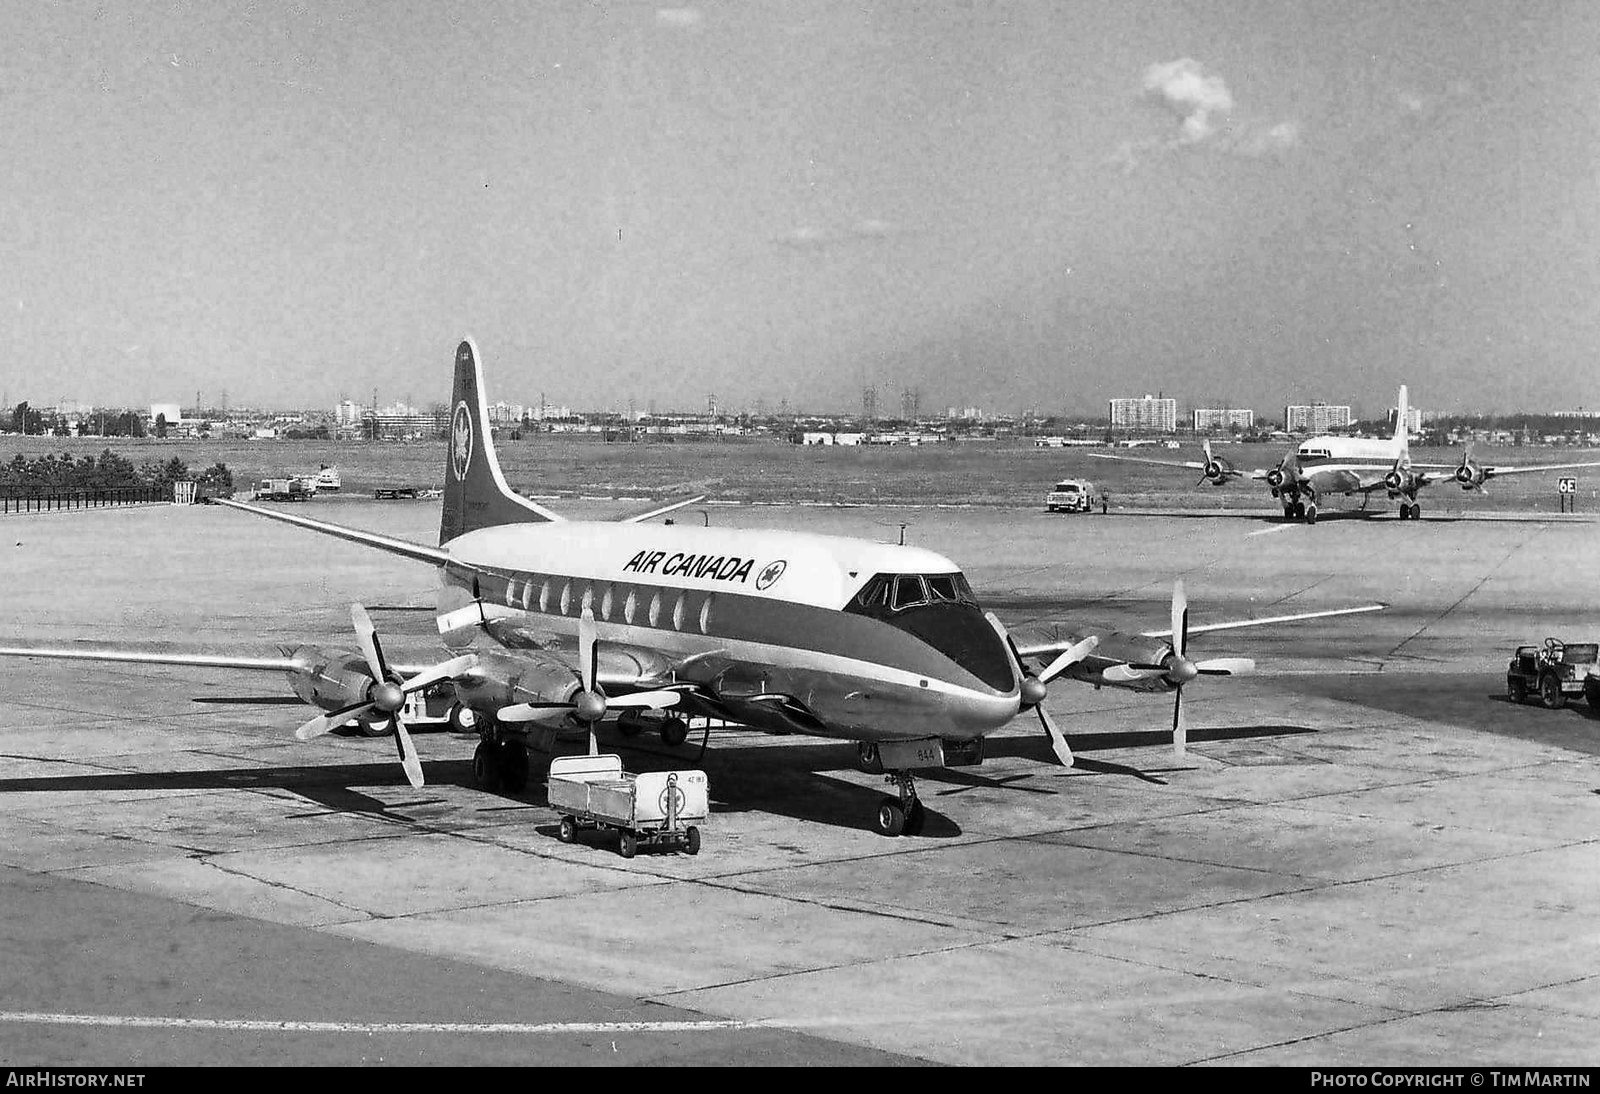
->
[255,478,314,502]
[1046,479,1100,513]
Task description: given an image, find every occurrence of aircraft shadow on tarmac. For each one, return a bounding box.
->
[0,723,1319,842]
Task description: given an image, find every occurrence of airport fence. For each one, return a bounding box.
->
[0,486,166,514]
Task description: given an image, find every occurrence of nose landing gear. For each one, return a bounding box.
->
[874,771,925,837]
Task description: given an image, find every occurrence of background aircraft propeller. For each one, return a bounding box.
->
[987,612,1098,767]
[293,603,478,789]
[497,608,681,754]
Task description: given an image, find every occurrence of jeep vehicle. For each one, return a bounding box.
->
[1046,479,1098,513]
[1506,638,1600,710]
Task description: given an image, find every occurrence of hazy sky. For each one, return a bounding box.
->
[4,1,1597,417]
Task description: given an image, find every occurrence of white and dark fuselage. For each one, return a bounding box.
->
[437,520,1022,744]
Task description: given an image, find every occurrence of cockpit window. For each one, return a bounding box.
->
[892,575,926,611]
[850,572,976,614]
[843,570,1008,689]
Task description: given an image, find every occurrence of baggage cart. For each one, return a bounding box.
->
[547,754,707,858]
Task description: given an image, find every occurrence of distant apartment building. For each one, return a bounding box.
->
[1192,408,1254,432]
[1285,402,1352,433]
[361,404,450,440]
[334,400,362,426]
[488,400,525,425]
[1388,407,1424,435]
[1109,395,1178,433]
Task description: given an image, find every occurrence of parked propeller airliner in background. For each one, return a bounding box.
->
[1094,386,1600,524]
[0,339,1383,836]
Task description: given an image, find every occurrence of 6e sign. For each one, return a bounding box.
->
[1558,476,1577,513]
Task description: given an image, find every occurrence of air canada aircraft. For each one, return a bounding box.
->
[1093,386,1600,524]
[0,340,1384,836]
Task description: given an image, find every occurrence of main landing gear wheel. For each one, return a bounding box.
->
[472,739,502,792]
[357,718,392,738]
[659,716,689,747]
[1304,502,1318,525]
[447,703,477,734]
[874,771,923,837]
[616,710,644,738]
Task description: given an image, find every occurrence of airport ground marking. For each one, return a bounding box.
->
[0,1010,760,1035]
[1247,524,1294,537]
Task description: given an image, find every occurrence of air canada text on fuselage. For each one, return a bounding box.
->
[622,549,757,584]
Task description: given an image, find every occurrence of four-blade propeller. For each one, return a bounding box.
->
[496,608,681,755]
[1098,581,1255,756]
[293,603,479,789]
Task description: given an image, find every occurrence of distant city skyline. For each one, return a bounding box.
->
[5,4,1598,418]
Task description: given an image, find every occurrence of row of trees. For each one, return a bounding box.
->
[0,450,233,496]
[11,401,150,437]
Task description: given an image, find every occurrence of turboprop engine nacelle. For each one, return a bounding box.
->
[282,645,383,714]
[1081,633,1178,691]
[450,650,582,715]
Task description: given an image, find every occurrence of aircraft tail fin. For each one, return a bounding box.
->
[440,338,563,546]
[1394,385,1410,456]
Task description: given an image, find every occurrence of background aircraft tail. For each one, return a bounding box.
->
[1393,384,1410,459]
[439,338,563,545]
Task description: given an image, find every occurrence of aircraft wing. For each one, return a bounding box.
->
[1139,601,1386,639]
[1462,459,1600,480]
[0,643,439,677]
[1011,600,1386,658]
[213,498,450,565]
[612,492,709,524]
[1088,452,1207,471]
[0,646,299,671]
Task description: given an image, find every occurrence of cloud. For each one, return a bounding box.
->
[1235,120,1300,157]
[775,225,836,247]
[1109,57,1300,171]
[773,218,905,249]
[1142,58,1234,143]
[656,8,703,28]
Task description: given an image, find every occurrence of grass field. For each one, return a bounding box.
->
[2,433,1597,514]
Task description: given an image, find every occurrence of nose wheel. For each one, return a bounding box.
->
[874,771,925,836]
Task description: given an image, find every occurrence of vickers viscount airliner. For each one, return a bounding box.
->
[0,339,1383,835]
[1094,386,1600,524]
